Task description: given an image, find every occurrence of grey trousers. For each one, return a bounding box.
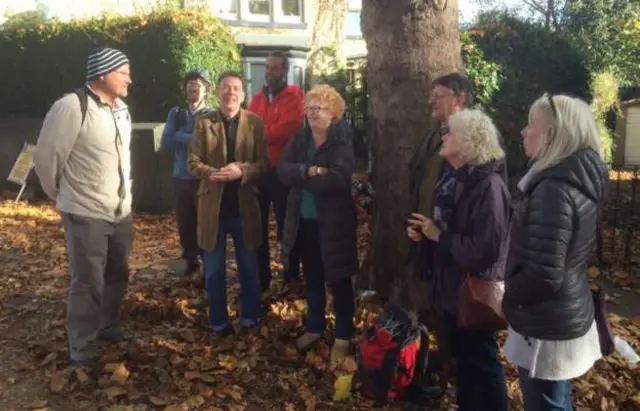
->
[62,213,134,361]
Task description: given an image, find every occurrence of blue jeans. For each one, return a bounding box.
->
[299,219,355,340]
[203,218,261,331]
[518,367,573,411]
[444,312,508,411]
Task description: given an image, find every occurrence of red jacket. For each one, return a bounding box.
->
[248,85,305,168]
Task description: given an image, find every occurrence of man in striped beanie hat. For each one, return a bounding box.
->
[34,46,134,370]
[86,47,131,100]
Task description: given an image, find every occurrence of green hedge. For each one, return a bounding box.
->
[471,12,591,175]
[0,9,241,121]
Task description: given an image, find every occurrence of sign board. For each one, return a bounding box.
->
[7,142,36,186]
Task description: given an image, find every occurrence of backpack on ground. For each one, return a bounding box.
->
[354,303,430,404]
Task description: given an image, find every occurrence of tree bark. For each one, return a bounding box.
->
[360,0,462,304]
[306,0,348,90]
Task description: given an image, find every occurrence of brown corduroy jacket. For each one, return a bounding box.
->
[187,109,268,252]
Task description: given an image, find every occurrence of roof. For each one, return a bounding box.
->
[621,99,640,108]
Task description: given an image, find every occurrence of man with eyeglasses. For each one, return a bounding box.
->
[34,47,134,369]
[160,69,213,277]
[405,73,507,404]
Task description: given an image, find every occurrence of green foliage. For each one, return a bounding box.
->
[470,11,591,175]
[2,9,50,30]
[306,46,348,95]
[0,9,241,121]
[460,31,502,111]
[563,0,640,85]
[590,71,621,162]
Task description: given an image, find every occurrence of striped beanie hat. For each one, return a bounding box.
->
[86,47,130,81]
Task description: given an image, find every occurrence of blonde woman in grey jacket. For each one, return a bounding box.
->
[34,47,134,369]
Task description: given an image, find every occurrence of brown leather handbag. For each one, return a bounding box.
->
[457,274,508,330]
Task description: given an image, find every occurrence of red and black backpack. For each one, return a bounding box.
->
[354,303,430,404]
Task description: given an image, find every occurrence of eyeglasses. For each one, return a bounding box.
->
[115,70,131,79]
[430,92,455,100]
[305,106,327,113]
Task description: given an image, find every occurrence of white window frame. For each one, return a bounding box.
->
[210,0,303,24]
[345,0,362,39]
[209,0,240,21]
[273,0,303,24]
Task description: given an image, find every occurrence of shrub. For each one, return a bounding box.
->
[460,31,502,111]
[471,12,591,176]
[591,71,620,163]
[0,9,241,121]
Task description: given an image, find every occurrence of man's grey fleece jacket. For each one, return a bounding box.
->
[34,91,133,222]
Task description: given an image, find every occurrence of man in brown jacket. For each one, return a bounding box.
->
[188,71,268,336]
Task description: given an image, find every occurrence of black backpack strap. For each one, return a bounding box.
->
[73,88,88,126]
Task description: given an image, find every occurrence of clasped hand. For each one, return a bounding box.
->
[406,213,441,242]
[307,165,329,178]
[208,163,244,182]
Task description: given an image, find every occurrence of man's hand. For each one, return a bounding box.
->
[209,163,244,182]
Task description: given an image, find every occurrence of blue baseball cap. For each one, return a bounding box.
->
[184,68,211,85]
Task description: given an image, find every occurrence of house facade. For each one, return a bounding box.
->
[182,0,367,97]
[5,0,366,100]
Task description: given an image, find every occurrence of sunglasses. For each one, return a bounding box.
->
[544,92,558,119]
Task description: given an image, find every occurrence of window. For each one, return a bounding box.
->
[211,0,238,15]
[249,63,266,97]
[248,0,270,15]
[345,0,362,38]
[281,0,300,17]
[292,66,303,89]
[211,0,303,24]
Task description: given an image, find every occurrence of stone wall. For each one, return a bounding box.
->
[0,119,175,214]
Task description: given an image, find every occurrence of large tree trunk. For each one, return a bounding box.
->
[305,0,348,90]
[361,0,462,304]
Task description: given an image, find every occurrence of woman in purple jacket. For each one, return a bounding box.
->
[408,108,510,411]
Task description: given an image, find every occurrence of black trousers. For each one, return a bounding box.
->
[173,178,200,262]
[258,168,300,290]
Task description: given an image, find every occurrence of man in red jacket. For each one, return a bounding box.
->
[248,51,305,292]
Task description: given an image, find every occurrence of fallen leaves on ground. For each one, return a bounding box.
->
[0,199,639,411]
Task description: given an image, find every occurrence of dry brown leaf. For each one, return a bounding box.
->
[228,385,244,402]
[48,371,66,393]
[104,362,124,372]
[39,352,56,367]
[184,371,200,381]
[27,400,48,409]
[75,368,90,385]
[180,329,195,343]
[110,363,130,385]
[184,395,205,408]
[260,325,269,339]
[305,395,317,411]
[148,396,167,406]
[103,386,126,401]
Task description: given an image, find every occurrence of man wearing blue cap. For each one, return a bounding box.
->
[160,69,213,277]
[34,47,134,368]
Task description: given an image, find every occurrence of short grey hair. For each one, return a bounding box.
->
[447,108,505,165]
[527,94,604,174]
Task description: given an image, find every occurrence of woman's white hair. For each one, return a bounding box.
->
[447,108,505,165]
[527,94,604,174]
